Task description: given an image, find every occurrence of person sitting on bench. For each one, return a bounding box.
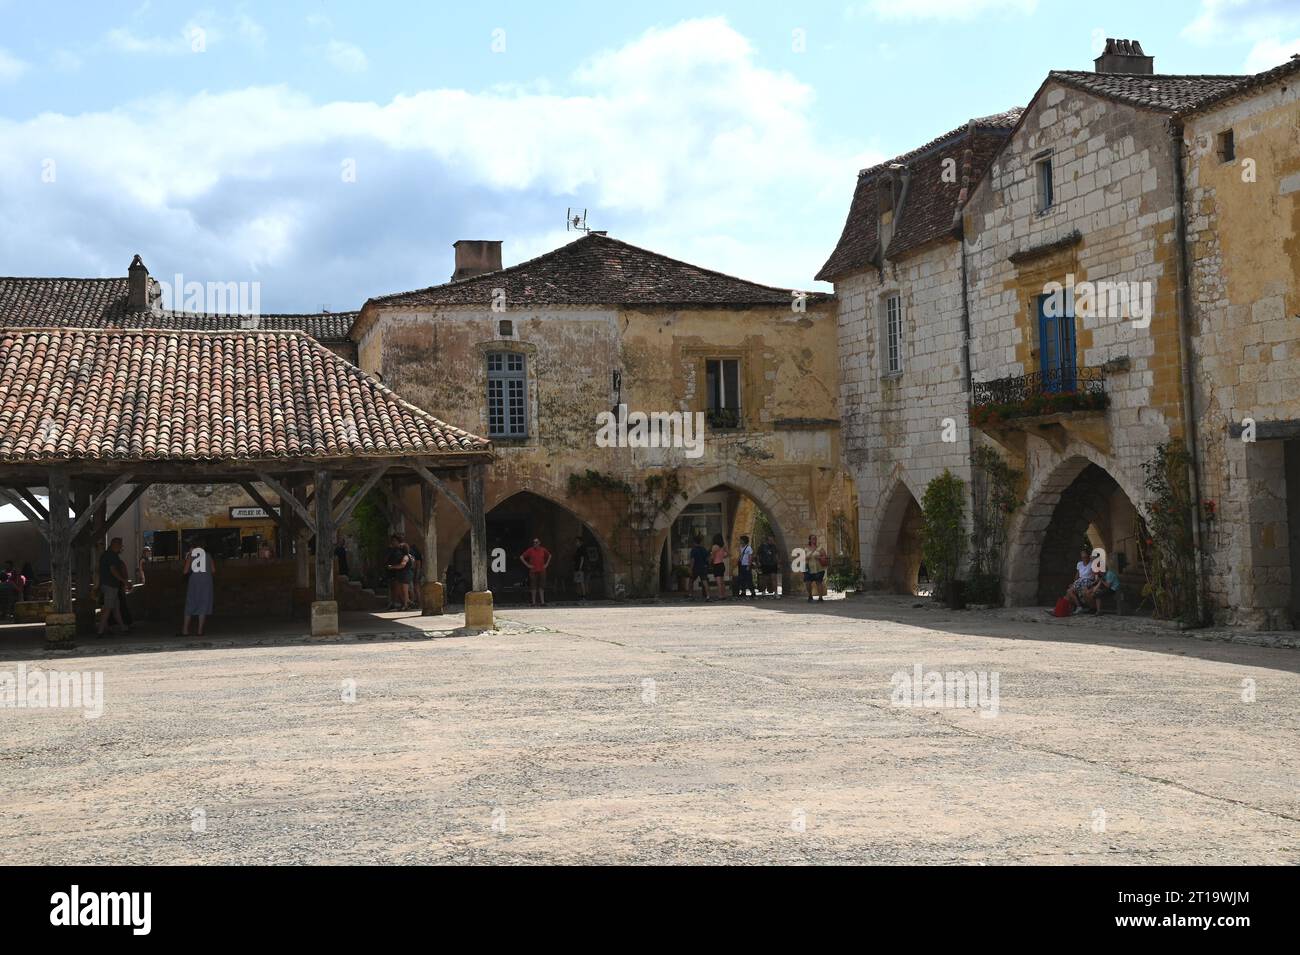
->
[1086,567,1122,614]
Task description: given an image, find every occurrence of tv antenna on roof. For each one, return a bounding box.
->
[566,208,590,233]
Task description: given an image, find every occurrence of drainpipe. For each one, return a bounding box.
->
[1170,118,1207,626]
[956,125,981,594]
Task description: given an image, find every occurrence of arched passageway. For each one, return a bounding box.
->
[658,483,792,596]
[868,480,924,595]
[447,491,609,604]
[1031,462,1142,605]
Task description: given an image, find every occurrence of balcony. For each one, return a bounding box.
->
[705,407,742,430]
[970,366,1109,455]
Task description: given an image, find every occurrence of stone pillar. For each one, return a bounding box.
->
[46,470,75,643]
[311,469,338,636]
[465,463,493,628]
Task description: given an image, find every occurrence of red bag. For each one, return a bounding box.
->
[1053,597,1072,617]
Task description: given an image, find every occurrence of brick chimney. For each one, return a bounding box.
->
[1094,38,1153,75]
[451,240,502,281]
[127,254,149,311]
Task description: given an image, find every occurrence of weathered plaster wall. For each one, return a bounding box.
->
[362,300,854,593]
[964,81,1186,603]
[1185,80,1300,626]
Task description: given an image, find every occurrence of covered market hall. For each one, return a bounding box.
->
[0,327,495,641]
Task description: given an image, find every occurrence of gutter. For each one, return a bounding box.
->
[1169,118,1208,626]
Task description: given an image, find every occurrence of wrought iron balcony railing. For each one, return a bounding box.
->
[705,407,742,430]
[972,366,1106,407]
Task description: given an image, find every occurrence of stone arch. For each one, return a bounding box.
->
[444,486,616,601]
[1004,443,1145,606]
[654,464,807,593]
[866,476,927,594]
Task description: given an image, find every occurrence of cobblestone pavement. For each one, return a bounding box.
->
[2,597,1297,864]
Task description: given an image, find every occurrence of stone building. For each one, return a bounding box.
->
[1182,56,1300,627]
[818,110,1020,593]
[350,232,855,600]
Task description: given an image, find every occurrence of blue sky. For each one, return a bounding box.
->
[1,0,1296,311]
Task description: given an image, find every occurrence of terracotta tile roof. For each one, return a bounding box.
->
[366,232,829,311]
[1178,55,1300,115]
[817,110,1021,281]
[1047,71,1247,113]
[0,328,490,463]
[0,277,355,341]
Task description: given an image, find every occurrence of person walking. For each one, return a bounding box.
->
[709,533,729,600]
[384,534,406,610]
[96,537,131,636]
[688,535,711,601]
[520,538,552,606]
[757,535,781,597]
[181,543,214,637]
[736,535,757,598]
[572,536,588,600]
[804,534,828,602]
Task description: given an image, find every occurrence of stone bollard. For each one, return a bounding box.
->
[420,581,445,615]
[464,591,494,630]
[310,600,339,637]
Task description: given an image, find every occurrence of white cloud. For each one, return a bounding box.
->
[1184,0,1300,70]
[325,40,368,73]
[0,18,866,302]
[0,48,28,82]
[850,0,1037,20]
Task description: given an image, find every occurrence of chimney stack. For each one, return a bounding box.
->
[1094,38,1154,75]
[127,254,149,311]
[451,240,503,281]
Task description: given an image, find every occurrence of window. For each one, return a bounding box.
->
[884,294,904,375]
[705,358,741,428]
[487,351,527,437]
[1036,156,1054,212]
[1217,129,1235,163]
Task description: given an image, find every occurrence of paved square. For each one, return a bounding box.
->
[3,599,1297,864]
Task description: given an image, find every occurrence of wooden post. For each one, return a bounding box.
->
[464,463,493,629]
[420,481,442,614]
[292,478,309,590]
[468,465,487,593]
[46,470,75,642]
[311,469,338,636]
[72,481,94,635]
[386,476,405,536]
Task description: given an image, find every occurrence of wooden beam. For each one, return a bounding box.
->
[421,482,439,585]
[313,470,335,601]
[238,482,284,528]
[254,471,315,535]
[332,466,387,529]
[468,463,487,593]
[15,487,48,522]
[72,482,94,635]
[100,482,152,536]
[378,479,421,532]
[408,461,472,521]
[48,470,72,615]
[68,472,132,542]
[0,488,49,540]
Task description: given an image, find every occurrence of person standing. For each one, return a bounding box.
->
[804,534,828,603]
[572,536,588,600]
[406,538,423,592]
[181,543,214,637]
[520,537,552,607]
[736,535,756,598]
[688,535,710,601]
[709,533,729,600]
[96,537,131,636]
[757,535,780,597]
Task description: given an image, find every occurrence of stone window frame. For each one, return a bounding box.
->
[681,345,749,431]
[476,339,540,444]
[879,289,905,379]
[1033,148,1055,215]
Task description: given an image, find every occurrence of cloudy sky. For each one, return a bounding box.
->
[0,0,1294,311]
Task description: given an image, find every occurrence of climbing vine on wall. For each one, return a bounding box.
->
[567,469,686,598]
[1138,440,1200,625]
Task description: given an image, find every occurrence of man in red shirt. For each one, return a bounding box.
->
[519,537,553,607]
